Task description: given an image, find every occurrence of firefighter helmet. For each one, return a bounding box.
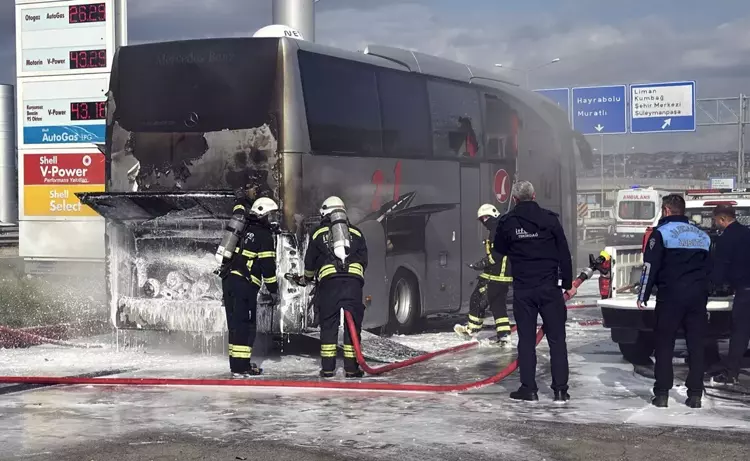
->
[250,197,279,217]
[320,196,346,217]
[477,203,500,220]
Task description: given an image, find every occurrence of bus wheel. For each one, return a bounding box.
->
[385,270,420,335]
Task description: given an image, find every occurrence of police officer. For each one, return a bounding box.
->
[216,195,279,378]
[638,194,710,408]
[455,204,513,346]
[303,196,368,378]
[493,181,575,402]
[710,204,750,385]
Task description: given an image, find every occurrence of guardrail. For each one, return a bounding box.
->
[0,224,19,248]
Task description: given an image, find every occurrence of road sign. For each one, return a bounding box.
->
[577,202,588,218]
[18,74,108,148]
[494,169,510,203]
[16,0,116,78]
[571,85,627,135]
[535,88,570,119]
[22,151,105,218]
[630,81,696,133]
[710,177,735,189]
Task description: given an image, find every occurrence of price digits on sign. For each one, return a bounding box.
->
[70,101,106,121]
[68,3,106,23]
[69,49,107,70]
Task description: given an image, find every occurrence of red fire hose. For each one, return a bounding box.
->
[0,278,589,393]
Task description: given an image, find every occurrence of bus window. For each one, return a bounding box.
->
[298,51,383,156]
[116,38,277,134]
[427,80,483,159]
[110,38,280,191]
[484,93,518,159]
[376,69,432,158]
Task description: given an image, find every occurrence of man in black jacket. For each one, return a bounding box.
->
[493,181,575,402]
[304,196,368,378]
[710,204,750,385]
[638,194,710,408]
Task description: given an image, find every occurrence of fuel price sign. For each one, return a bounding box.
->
[18,74,108,148]
[16,0,115,77]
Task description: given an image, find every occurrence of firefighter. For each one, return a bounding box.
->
[709,204,750,385]
[215,195,279,378]
[303,196,368,378]
[493,181,575,402]
[454,204,513,346]
[638,194,710,408]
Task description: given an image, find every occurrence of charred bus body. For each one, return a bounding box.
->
[77,37,592,336]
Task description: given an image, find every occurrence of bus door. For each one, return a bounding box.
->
[460,165,483,309]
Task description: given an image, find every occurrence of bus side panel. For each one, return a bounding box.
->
[299,155,462,318]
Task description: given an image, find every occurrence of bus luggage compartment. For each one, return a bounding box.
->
[76,191,309,335]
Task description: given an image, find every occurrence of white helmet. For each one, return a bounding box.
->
[250,197,279,217]
[477,203,500,220]
[320,196,345,217]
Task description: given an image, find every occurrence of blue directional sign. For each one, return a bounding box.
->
[571,85,627,135]
[630,81,696,133]
[534,88,570,120]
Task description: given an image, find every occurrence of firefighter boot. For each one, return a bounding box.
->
[495,333,512,349]
[454,324,478,340]
[319,370,335,379]
[231,363,263,378]
[345,369,365,379]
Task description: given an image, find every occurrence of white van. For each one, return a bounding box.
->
[610,187,669,245]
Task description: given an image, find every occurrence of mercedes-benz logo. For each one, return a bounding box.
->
[184,112,199,128]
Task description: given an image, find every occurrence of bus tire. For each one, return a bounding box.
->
[385,269,421,335]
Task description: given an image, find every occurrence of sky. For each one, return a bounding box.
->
[3,0,750,154]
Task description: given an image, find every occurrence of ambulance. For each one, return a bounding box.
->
[609,187,668,245]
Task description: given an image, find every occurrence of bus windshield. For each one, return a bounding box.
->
[688,207,750,230]
[108,38,279,193]
[618,200,656,220]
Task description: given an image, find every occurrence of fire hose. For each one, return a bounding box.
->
[0,270,594,392]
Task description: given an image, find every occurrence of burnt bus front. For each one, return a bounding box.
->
[77,38,310,335]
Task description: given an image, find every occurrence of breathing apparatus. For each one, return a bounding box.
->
[214,197,280,276]
[320,196,351,269]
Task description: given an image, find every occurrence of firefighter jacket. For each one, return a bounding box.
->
[493,201,573,290]
[227,200,278,293]
[711,220,750,291]
[303,220,368,285]
[638,215,711,304]
[475,217,512,283]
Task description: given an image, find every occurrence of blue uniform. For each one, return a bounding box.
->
[639,215,711,397]
[711,221,750,379]
[494,201,573,393]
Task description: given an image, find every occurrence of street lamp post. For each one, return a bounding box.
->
[494,58,560,88]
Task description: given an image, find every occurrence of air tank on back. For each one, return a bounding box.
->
[0,84,17,224]
[328,209,351,263]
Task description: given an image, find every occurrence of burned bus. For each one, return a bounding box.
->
[77,37,593,337]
